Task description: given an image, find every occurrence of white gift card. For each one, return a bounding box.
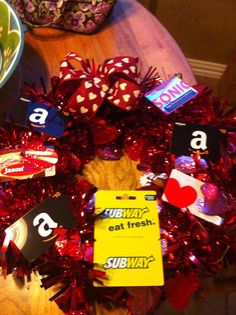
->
[162,169,223,225]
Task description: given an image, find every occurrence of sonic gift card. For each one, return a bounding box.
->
[94,190,164,287]
[145,77,198,114]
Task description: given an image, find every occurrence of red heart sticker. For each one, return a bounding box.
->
[164,178,197,208]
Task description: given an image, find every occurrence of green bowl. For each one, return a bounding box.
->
[0,0,24,89]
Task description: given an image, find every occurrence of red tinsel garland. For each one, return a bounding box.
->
[0,53,235,315]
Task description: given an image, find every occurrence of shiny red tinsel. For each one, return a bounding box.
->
[0,54,235,315]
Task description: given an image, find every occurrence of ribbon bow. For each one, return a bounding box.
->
[58,52,142,119]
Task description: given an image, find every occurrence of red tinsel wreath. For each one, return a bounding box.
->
[0,53,235,315]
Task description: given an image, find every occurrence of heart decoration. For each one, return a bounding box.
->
[85,81,93,89]
[120,82,127,90]
[107,77,141,111]
[92,104,98,112]
[113,99,120,105]
[91,124,120,145]
[80,106,88,114]
[163,177,197,208]
[88,92,97,100]
[76,95,85,103]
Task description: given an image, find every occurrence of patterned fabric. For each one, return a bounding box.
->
[9,0,116,33]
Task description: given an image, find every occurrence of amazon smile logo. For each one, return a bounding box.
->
[30,123,46,128]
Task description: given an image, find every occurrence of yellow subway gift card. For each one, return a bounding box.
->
[94,190,164,287]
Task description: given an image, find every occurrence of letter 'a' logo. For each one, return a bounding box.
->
[5,193,76,262]
[190,130,207,151]
[29,108,49,126]
[33,212,58,238]
[170,122,227,162]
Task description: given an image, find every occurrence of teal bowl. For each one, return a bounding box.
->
[0,0,24,89]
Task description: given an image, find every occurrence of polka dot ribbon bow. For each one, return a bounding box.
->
[58,52,142,119]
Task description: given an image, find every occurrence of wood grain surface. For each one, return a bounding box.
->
[20,0,196,89]
[0,0,196,314]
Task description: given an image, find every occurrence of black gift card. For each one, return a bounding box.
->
[6,99,66,138]
[170,122,227,162]
[5,192,76,262]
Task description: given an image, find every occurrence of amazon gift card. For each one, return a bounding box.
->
[162,169,223,225]
[5,192,76,262]
[170,122,227,162]
[6,99,66,138]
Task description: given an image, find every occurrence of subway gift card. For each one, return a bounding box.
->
[94,190,164,286]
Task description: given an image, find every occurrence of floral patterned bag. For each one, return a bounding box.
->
[9,0,116,33]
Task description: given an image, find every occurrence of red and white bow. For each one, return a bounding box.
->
[58,52,142,119]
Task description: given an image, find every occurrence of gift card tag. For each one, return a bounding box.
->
[6,99,66,138]
[0,146,57,181]
[171,122,227,161]
[94,190,164,287]
[5,192,76,262]
[162,169,223,225]
[144,77,198,114]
